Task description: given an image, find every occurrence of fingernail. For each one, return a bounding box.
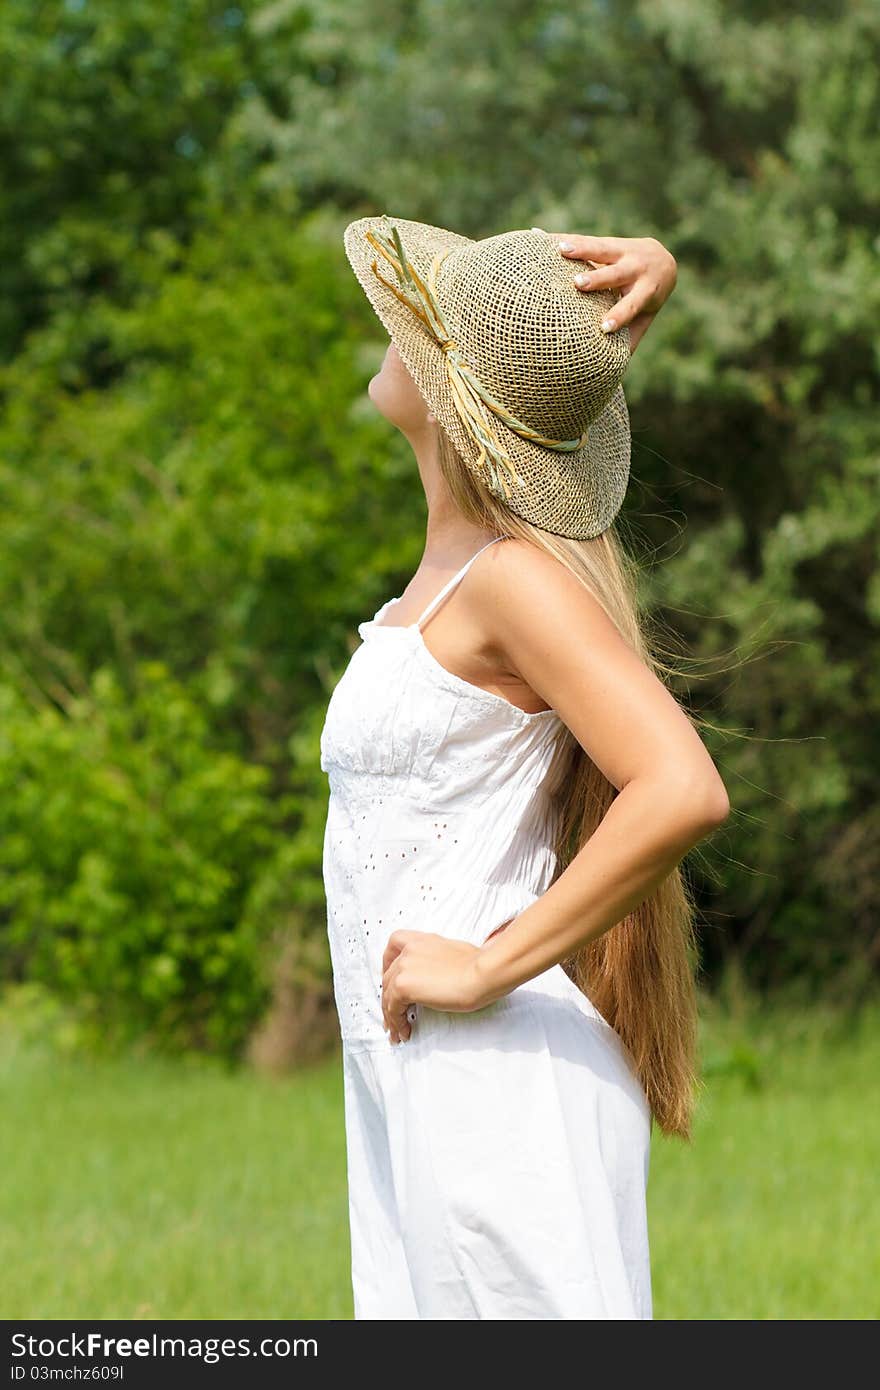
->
[575,273,591,287]
[601,317,616,333]
[558,240,574,252]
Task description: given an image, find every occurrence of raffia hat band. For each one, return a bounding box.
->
[366,223,590,502]
[344,212,631,539]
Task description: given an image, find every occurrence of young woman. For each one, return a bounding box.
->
[319,215,729,1320]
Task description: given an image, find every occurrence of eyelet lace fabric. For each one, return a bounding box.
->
[319,598,564,1050]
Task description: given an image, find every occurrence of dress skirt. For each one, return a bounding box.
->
[341,960,653,1320]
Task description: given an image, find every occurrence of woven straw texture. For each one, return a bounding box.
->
[343,214,632,539]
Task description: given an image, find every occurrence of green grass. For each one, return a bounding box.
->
[650,995,880,1319]
[0,1030,352,1319]
[2,994,878,1319]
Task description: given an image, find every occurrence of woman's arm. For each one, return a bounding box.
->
[538,230,678,353]
[473,771,726,1009]
[381,540,728,1042]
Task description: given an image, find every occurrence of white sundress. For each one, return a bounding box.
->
[319,535,653,1320]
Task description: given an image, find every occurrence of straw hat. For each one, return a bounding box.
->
[343,213,632,540]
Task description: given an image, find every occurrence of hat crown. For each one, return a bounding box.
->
[342,213,633,539]
[436,230,630,442]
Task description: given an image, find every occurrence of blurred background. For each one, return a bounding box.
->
[1,0,878,1319]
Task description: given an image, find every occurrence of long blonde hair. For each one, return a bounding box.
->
[436,426,700,1139]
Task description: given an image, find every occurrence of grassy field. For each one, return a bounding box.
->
[2,992,878,1320]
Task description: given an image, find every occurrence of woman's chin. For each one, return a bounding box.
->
[367,376,386,410]
[367,381,398,426]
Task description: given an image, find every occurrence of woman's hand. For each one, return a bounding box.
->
[381,929,485,1044]
[538,230,678,353]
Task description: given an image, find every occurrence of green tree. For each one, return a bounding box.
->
[0,0,304,357]
[1,0,877,1058]
[243,0,880,989]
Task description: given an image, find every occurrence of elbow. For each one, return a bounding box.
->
[694,774,731,834]
[656,765,731,844]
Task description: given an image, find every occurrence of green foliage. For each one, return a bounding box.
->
[0,192,425,1053]
[0,0,877,1056]
[0,200,414,743]
[0,666,280,1055]
[0,0,289,356]
[237,0,880,982]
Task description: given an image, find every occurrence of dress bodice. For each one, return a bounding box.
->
[319,538,567,1049]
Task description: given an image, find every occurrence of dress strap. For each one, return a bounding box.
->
[414,536,507,631]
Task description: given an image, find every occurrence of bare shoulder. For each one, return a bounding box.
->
[473,535,618,646]
[470,535,711,794]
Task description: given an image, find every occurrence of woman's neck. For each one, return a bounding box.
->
[404,422,498,559]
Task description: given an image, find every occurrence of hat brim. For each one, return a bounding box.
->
[343,214,631,540]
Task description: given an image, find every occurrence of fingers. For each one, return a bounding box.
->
[381,955,412,1044]
[535,229,671,349]
[568,261,631,294]
[540,232,637,334]
[384,999,411,1044]
[595,287,645,333]
[541,232,623,263]
[381,928,413,974]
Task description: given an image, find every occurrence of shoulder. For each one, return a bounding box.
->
[483,535,580,594]
[473,535,614,644]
